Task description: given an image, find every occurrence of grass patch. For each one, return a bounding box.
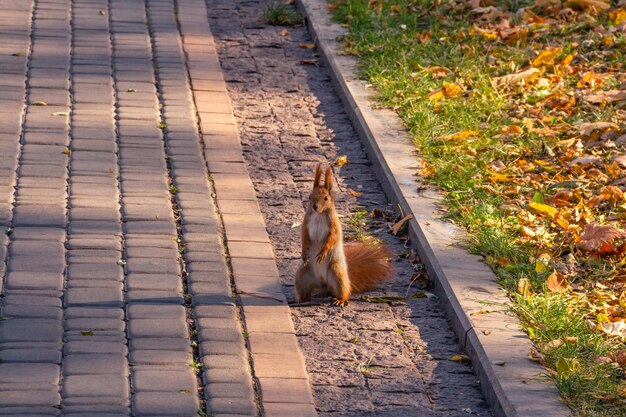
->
[330,0,626,415]
[261,2,304,26]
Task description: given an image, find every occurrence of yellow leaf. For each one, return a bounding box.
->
[556,356,579,377]
[335,155,348,166]
[517,278,530,296]
[529,201,557,218]
[488,169,510,182]
[427,89,445,101]
[531,47,562,66]
[502,125,522,135]
[470,26,498,40]
[450,354,470,362]
[560,53,574,66]
[535,253,552,274]
[597,313,611,323]
[442,130,478,140]
[609,9,626,25]
[442,82,462,98]
[348,188,363,197]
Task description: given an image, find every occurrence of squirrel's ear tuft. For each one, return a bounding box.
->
[324,167,332,192]
[314,164,322,187]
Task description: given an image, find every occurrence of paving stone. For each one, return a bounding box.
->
[0,390,61,407]
[64,341,128,356]
[132,369,197,392]
[0,319,62,343]
[127,318,188,339]
[62,374,129,398]
[65,287,124,307]
[0,348,62,364]
[5,272,63,291]
[132,392,199,416]
[129,349,191,366]
[67,264,123,281]
[0,363,60,386]
[263,402,317,417]
[63,354,128,376]
[206,397,256,416]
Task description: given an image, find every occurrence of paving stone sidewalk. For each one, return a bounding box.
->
[0,0,491,416]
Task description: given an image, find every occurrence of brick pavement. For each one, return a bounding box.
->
[0,0,492,416]
[0,0,313,416]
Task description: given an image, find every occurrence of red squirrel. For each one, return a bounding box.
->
[295,164,394,306]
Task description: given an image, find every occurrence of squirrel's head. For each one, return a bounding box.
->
[309,164,334,214]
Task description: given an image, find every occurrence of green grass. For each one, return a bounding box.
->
[261,3,304,26]
[330,0,626,415]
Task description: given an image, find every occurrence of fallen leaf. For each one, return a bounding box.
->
[502,125,522,135]
[335,155,348,166]
[546,270,569,292]
[529,201,557,218]
[391,214,413,235]
[299,43,316,49]
[290,221,301,229]
[80,330,94,336]
[348,188,363,197]
[30,101,47,106]
[583,90,626,104]
[62,149,71,155]
[569,155,601,167]
[577,224,625,253]
[442,82,462,98]
[492,360,506,366]
[279,29,289,36]
[300,59,318,65]
[613,155,626,168]
[427,66,453,78]
[442,130,478,140]
[531,47,562,66]
[565,0,610,12]
[577,71,603,88]
[450,354,470,363]
[599,320,626,338]
[52,111,69,116]
[578,122,618,136]
[470,26,498,40]
[609,8,626,25]
[556,356,579,377]
[493,67,540,88]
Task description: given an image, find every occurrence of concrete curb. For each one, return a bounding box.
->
[296,1,571,416]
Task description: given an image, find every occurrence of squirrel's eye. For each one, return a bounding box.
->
[324,196,328,201]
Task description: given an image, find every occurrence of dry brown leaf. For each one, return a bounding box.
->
[578,122,618,136]
[565,0,610,12]
[493,67,540,88]
[613,154,626,168]
[583,90,626,104]
[391,214,413,235]
[427,66,453,78]
[502,125,522,135]
[298,43,316,49]
[279,29,289,37]
[577,224,625,253]
[570,155,601,167]
[300,59,318,65]
[599,320,626,339]
[348,188,363,197]
[546,270,570,292]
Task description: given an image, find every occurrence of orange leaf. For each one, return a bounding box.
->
[442,82,463,98]
[427,88,445,101]
[279,29,289,37]
[502,125,522,135]
[546,270,569,292]
[609,9,626,25]
[577,71,603,88]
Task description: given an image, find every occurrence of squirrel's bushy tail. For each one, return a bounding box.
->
[345,242,394,292]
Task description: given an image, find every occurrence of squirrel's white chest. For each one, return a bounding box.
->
[307,212,329,245]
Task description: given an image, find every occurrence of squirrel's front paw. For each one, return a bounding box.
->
[316,251,327,263]
[333,299,348,307]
